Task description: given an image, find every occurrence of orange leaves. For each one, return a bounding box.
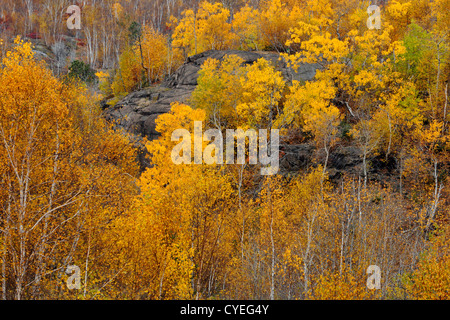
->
[0,37,66,121]
[405,224,450,299]
[310,264,378,300]
[431,0,450,38]
[0,39,139,299]
[385,0,413,40]
[105,188,194,299]
[258,0,303,51]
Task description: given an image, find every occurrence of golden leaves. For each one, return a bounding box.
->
[404,224,450,299]
[232,5,263,51]
[171,1,235,56]
[237,58,285,129]
[0,39,139,299]
[193,55,285,129]
[109,26,182,101]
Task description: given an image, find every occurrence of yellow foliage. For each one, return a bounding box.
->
[139,25,182,83]
[232,5,263,50]
[237,58,285,129]
[171,1,236,57]
[310,264,381,300]
[192,55,245,127]
[111,46,141,99]
[114,102,238,299]
[109,26,182,100]
[2,0,450,301]
[193,55,285,129]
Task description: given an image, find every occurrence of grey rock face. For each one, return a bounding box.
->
[103,49,320,141]
[104,86,192,141]
[280,144,363,179]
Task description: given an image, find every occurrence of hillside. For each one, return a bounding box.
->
[0,0,449,301]
[103,49,369,180]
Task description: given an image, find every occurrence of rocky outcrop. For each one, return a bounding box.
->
[103,86,193,141]
[28,36,78,74]
[103,50,320,141]
[103,49,367,177]
[280,144,364,179]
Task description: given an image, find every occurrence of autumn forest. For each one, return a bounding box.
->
[0,0,449,300]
